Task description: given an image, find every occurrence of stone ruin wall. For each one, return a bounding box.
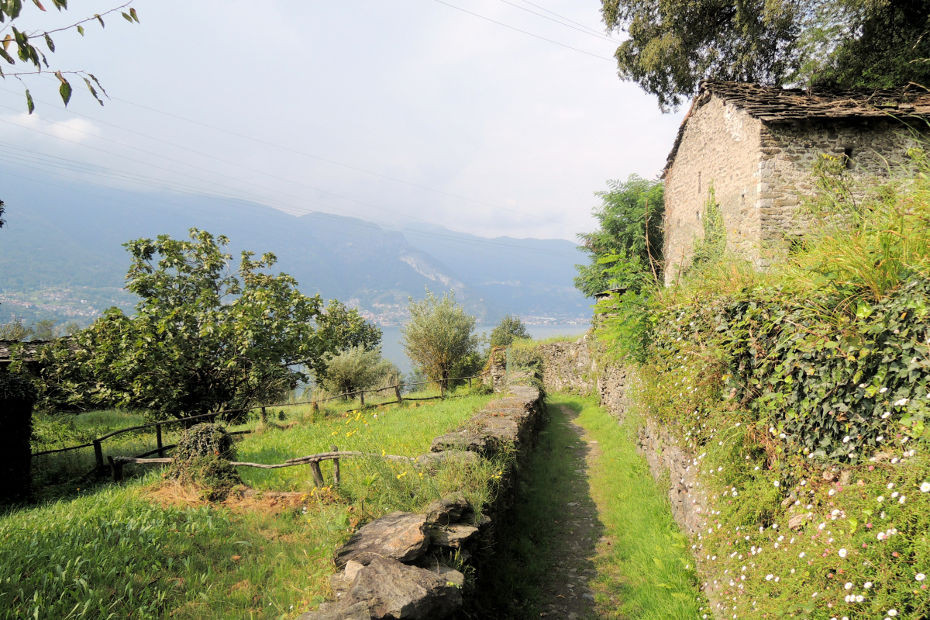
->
[663,96,764,285]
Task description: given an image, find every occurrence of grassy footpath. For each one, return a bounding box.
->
[1,393,499,618]
[484,393,705,618]
[565,394,706,618]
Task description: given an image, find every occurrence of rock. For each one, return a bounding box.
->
[429,430,496,455]
[788,512,807,530]
[428,524,479,549]
[414,450,480,471]
[425,494,473,525]
[346,557,463,619]
[299,600,371,620]
[335,512,430,568]
[331,560,367,597]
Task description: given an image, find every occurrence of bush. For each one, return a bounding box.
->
[319,346,399,397]
[167,423,241,500]
[0,372,35,502]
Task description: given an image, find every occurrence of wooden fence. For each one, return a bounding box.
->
[31,374,484,480]
[110,446,416,486]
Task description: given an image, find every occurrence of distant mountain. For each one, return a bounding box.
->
[0,167,590,327]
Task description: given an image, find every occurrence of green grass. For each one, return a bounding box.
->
[0,474,341,618]
[9,392,504,618]
[481,394,705,618]
[565,394,707,618]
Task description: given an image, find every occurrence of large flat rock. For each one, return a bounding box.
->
[334,512,429,568]
[347,557,463,619]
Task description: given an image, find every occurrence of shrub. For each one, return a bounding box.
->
[167,423,241,500]
[319,346,399,398]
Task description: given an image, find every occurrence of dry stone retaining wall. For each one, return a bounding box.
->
[302,380,545,620]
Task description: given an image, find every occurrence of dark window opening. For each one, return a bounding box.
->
[843,147,854,169]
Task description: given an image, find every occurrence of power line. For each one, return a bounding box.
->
[429,0,614,62]
[517,0,615,39]
[496,0,618,43]
[107,96,520,214]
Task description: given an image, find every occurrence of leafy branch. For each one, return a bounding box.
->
[0,0,140,112]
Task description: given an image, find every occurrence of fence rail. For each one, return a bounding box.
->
[110,447,416,486]
[31,374,485,481]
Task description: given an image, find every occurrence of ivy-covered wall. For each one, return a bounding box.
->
[650,277,930,462]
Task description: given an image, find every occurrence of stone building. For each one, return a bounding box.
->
[662,81,930,284]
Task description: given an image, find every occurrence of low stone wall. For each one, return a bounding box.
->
[302,381,545,620]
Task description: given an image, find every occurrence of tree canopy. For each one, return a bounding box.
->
[601,0,930,109]
[489,314,530,348]
[38,229,380,417]
[402,290,478,388]
[575,175,664,297]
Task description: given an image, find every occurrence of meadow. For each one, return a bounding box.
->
[3,391,500,618]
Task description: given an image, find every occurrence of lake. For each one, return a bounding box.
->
[379,323,590,375]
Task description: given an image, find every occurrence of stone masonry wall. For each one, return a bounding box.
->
[303,381,545,619]
[664,96,764,284]
[758,119,929,249]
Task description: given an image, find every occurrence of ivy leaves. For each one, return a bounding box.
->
[654,278,930,463]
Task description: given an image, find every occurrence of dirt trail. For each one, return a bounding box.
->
[534,404,605,619]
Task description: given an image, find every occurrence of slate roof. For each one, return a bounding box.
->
[0,339,50,366]
[663,81,930,176]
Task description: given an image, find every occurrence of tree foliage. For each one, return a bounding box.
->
[0,0,140,112]
[38,229,380,417]
[0,319,31,340]
[574,175,664,297]
[600,0,930,109]
[319,346,399,398]
[402,290,478,388]
[489,314,530,348]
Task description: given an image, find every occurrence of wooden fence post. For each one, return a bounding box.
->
[394,385,402,404]
[108,456,123,482]
[468,377,472,389]
[93,439,104,472]
[260,406,267,424]
[359,390,365,407]
[331,445,341,487]
[155,423,164,457]
[309,460,325,488]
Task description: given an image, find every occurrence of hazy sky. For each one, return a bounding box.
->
[0,1,684,241]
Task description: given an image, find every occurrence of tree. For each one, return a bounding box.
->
[575,175,664,297]
[38,229,380,417]
[489,315,530,348]
[402,290,478,390]
[600,0,930,109]
[1,1,140,113]
[31,319,54,340]
[0,319,31,340]
[320,346,399,398]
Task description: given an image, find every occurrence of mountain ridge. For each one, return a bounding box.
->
[0,167,590,327]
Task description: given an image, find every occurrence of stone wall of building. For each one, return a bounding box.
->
[663,96,764,284]
[758,119,928,248]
